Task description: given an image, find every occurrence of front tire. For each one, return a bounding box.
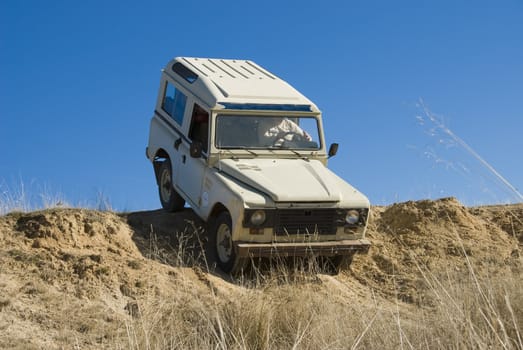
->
[158,159,185,212]
[209,212,246,274]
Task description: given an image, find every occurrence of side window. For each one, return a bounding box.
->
[188,104,210,153]
[161,82,187,125]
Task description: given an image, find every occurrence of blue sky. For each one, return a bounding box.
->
[1,0,522,211]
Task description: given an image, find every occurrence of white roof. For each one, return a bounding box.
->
[164,57,318,110]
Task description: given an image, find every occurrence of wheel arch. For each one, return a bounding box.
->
[152,148,170,184]
[209,202,229,220]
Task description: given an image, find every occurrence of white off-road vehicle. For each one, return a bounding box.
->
[146,57,370,273]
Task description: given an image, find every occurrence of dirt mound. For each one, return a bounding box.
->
[0,199,521,349]
[351,198,521,303]
[0,208,213,349]
[470,204,523,243]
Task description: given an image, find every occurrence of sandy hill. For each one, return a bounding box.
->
[0,198,521,349]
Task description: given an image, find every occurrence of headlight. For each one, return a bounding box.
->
[250,210,266,226]
[345,210,359,225]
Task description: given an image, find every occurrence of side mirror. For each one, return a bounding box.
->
[190,141,203,158]
[328,143,339,158]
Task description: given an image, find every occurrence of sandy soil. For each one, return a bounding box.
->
[0,198,521,349]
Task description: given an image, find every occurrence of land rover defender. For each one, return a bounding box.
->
[146,57,370,273]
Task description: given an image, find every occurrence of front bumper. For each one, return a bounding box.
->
[236,239,371,258]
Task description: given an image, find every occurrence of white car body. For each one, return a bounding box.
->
[146,57,370,272]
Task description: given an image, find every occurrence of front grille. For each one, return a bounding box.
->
[274,209,338,235]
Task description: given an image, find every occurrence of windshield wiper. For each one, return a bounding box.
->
[219,147,258,157]
[218,148,238,159]
[235,146,258,156]
[267,145,309,161]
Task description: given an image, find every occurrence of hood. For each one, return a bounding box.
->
[216,158,345,202]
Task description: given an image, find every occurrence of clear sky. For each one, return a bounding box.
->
[1,0,522,212]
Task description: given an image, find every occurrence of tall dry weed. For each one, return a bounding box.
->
[118,212,522,350]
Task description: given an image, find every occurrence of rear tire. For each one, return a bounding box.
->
[158,159,185,212]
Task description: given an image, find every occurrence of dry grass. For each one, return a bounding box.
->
[118,202,523,349]
[0,179,113,216]
[1,189,521,349]
[118,259,522,350]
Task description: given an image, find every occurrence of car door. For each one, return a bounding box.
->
[157,80,188,187]
[176,103,209,208]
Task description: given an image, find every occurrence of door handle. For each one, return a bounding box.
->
[182,155,186,163]
[174,138,182,150]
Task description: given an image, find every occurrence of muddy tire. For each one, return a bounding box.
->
[158,159,185,212]
[209,211,246,274]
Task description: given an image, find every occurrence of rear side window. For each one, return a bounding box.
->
[161,82,187,125]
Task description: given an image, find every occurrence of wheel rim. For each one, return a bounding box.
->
[160,169,172,202]
[216,223,232,263]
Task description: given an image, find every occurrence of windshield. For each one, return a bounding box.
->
[215,115,321,150]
